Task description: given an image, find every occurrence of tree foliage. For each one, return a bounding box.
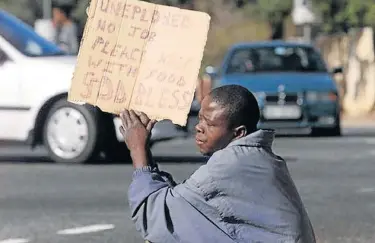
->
[243,0,292,23]
[240,0,292,39]
[314,0,375,33]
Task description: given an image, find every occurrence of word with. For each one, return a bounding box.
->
[96,20,156,41]
[99,0,190,29]
[91,36,146,61]
[144,70,186,87]
[133,83,192,110]
[80,72,128,103]
[87,56,138,77]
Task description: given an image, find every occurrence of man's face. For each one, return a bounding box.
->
[195,96,234,156]
[52,8,65,25]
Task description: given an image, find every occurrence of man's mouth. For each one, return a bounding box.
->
[195,136,205,145]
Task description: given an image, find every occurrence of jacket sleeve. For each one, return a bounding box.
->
[128,166,180,243]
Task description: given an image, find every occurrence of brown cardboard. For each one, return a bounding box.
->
[68,0,211,126]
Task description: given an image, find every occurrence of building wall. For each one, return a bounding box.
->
[316,27,375,116]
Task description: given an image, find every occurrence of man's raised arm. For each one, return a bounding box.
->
[119,110,179,242]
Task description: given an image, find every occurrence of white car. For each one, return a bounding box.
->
[0,10,189,164]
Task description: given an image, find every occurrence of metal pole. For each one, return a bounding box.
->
[303,24,311,44]
[43,0,52,19]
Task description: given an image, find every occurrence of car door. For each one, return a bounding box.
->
[0,46,23,140]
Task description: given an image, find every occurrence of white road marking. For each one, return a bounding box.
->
[57,224,115,235]
[357,188,375,193]
[0,239,30,243]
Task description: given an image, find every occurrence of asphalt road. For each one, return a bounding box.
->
[1,127,375,243]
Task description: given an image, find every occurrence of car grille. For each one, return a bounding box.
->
[265,94,298,103]
[261,93,303,122]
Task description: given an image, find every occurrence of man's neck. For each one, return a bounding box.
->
[61,19,72,26]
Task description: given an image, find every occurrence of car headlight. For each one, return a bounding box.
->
[306,91,338,102]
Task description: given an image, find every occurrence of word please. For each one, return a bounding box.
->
[91,37,146,60]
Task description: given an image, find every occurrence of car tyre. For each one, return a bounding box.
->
[326,124,342,136]
[43,99,101,164]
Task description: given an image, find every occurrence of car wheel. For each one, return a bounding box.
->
[43,99,101,164]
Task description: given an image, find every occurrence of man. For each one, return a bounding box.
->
[196,73,212,104]
[120,85,316,243]
[52,4,79,55]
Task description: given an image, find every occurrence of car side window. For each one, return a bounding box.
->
[226,46,328,74]
[227,49,263,73]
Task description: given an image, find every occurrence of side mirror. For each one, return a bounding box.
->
[332,67,343,74]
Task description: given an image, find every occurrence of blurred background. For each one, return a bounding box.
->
[3,0,375,115]
[1,0,375,243]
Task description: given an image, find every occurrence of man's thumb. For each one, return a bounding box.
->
[146,119,157,132]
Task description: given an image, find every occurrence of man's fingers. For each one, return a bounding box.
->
[134,111,141,116]
[134,110,148,125]
[120,109,130,128]
[138,112,150,126]
[119,125,126,137]
[134,111,151,126]
[146,119,157,132]
[129,110,140,124]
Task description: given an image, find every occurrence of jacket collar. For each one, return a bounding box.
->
[227,129,275,148]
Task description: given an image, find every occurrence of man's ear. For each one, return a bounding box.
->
[233,125,247,140]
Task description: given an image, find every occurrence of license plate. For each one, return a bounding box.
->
[263,105,301,119]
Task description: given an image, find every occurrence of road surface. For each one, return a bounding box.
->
[1,127,375,243]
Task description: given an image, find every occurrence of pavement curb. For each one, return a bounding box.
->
[342,114,375,128]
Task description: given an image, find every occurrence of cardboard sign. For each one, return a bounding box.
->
[67,0,211,126]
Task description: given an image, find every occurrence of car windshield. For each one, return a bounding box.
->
[226,45,327,74]
[0,10,66,57]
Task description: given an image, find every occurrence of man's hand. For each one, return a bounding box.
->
[119,110,156,152]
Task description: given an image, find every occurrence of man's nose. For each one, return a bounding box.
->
[195,123,203,134]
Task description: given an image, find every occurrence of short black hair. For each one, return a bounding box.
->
[209,85,260,132]
[53,3,74,18]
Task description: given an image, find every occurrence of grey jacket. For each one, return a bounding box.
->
[128,129,316,243]
[55,23,79,55]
